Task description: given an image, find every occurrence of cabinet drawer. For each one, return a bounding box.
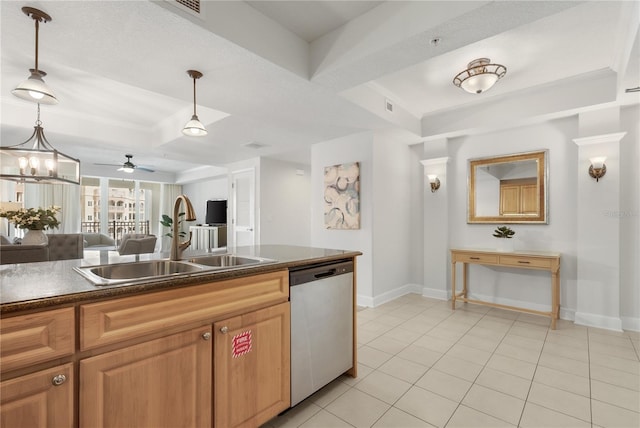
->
[454,253,498,264]
[80,270,288,351]
[0,308,75,373]
[499,256,552,269]
[1,363,74,428]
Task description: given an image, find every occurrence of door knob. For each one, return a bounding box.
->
[219,326,229,334]
[52,374,66,386]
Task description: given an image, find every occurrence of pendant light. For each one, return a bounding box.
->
[11,7,58,105]
[453,58,506,94]
[182,70,207,137]
[0,104,80,185]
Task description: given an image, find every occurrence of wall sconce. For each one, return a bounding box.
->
[427,174,441,193]
[589,157,607,182]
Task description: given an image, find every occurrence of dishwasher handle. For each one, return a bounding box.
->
[289,260,354,286]
[314,269,336,280]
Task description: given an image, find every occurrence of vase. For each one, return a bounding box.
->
[22,230,48,246]
[496,239,513,252]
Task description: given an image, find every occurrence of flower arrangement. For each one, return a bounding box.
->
[0,206,61,230]
[493,226,515,239]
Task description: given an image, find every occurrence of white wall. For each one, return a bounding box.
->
[260,158,311,246]
[371,133,413,300]
[311,132,374,304]
[182,176,228,224]
[446,118,581,316]
[419,106,639,330]
[310,130,419,306]
[619,105,640,330]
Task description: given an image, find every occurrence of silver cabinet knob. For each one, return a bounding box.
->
[202,332,212,341]
[52,374,66,386]
[219,326,228,334]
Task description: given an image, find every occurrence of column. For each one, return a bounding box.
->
[420,156,449,300]
[573,131,626,330]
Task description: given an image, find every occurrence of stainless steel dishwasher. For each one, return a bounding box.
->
[289,260,354,406]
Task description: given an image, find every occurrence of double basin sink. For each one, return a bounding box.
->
[74,254,276,286]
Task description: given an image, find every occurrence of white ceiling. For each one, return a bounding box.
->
[246,1,384,43]
[1,1,638,182]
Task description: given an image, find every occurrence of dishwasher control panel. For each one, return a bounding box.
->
[289,260,354,286]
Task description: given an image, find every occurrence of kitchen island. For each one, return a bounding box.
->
[0,245,361,428]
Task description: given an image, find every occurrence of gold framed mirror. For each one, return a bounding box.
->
[468,150,548,224]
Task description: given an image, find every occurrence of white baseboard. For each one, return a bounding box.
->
[465,292,553,314]
[356,295,374,308]
[358,287,640,332]
[357,283,422,308]
[422,286,448,301]
[574,311,623,332]
[621,317,640,332]
[560,307,575,322]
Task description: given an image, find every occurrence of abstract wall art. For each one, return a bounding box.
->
[324,162,360,229]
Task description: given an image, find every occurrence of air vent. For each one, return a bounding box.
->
[385,98,394,113]
[176,0,200,14]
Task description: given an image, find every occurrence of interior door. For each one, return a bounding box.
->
[231,169,255,247]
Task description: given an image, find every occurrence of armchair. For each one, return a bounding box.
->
[83,233,116,250]
[118,234,157,255]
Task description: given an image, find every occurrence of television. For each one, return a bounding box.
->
[205,200,227,225]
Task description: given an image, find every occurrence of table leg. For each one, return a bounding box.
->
[462,263,468,298]
[451,261,456,310]
[551,270,559,330]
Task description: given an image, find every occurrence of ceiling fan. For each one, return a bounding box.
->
[95,154,155,173]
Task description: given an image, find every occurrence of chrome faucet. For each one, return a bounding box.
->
[170,194,196,261]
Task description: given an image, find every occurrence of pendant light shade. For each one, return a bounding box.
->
[453,58,506,94]
[183,115,207,136]
[182,70,207,137]
[0,105,80,185]
[12,7,58,105]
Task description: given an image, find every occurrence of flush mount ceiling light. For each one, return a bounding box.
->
[182,70,207,137]
[453,58,506,94]
[11,7,58,105]
[0,104,80,184]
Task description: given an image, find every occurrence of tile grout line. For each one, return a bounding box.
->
[515,320,550,428]
[587,328,593,427]
[442,307,518,428]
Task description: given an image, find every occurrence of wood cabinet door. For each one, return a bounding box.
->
[80,326,212,428]
[520,184,539,214]
[214,302,290,428]
[499,185,520,215]
[1,363,74,428]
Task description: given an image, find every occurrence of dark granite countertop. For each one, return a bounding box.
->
[0,245,361,314]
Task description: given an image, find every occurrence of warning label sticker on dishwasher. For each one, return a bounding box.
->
[232,330,252,358]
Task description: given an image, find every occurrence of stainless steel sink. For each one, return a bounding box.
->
[74,260,206,286]
[186,254,274,268]
[74,254,276,286]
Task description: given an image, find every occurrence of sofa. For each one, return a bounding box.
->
[0,233,84,265]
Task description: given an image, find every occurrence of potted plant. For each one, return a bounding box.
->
[160,212,186,238]
[0,206,61,245]
[493,226,515,251]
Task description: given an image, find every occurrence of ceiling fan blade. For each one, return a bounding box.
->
[136,166,155,173]
[94,162,122,167]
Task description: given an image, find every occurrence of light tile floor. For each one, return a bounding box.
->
[265,294,640,428]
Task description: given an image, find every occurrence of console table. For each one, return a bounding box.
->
[450,248,561,329]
